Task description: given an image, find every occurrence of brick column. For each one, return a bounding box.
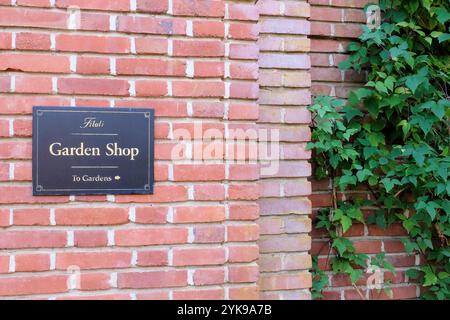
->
[257,0,313,300]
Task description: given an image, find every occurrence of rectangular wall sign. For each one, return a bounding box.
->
[32,106,154,195]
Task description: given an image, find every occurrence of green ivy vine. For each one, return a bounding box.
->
[309,0,450,300]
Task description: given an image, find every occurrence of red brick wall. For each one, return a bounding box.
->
[0,0,261,299]
[257,0,312,299]
[309,0,420,300]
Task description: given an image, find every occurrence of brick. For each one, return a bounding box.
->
[194,61,224,78]
[0,7,68,29]
[58,78,129,96]
[259,88,311,105]
[117,16,186,35]
[192,102,224,118]
[260,272,312,290]
[229,265,259,283]
[229,286,259,300]
[193,268,225,285]
[194,225,225,243]
[137,0,168,13]
[76,56,110,74]
[173,0,225,17]
[136,250,168,267]
[12,161,32,181]
[115,185,188,203]
[260,19,309,35]
[74,230,108,247]
[229,22,259,40]
[284,254,312,270]
[0,32,11,50]
[173,40,224,57]
[56,34,130,53]
[135,206,168,224]
[118,271,187,289]
[259,198,311,215]
[12,119,31,137]
[0,53,70,73]
[229,43,259,60]
[56,251,131,270]
[79,273,111,291]
[0,76,10,93]
[55,208,129,225]
[229,164,259,181]
[229,204,259,221]
[0,255,9,273]
[259,235,311,253]
[16,32,51,50]
[15,76,53,94]
[77,12,109,31]
[115,227,188,246]
[0,275,68,296]
[174,206,225,223]
[173,289,224,300]
[259,254,282,272]
[193,21,224,38]
[56,0,130,11]
[228,184,259,200]
[136,291,169,300]
[0,231,67,249]
[135,37,168,54]
[228,245,259,262]
[173,248,226,266]
[13,208,50,226]
[0,163,8,181]
[173,164,225,181]
[172,81,224,98]
[228,224,259,242]
[116,58,185,76]
[284,2,310,17]
[311,6,342,22]
[0,120,10,138]
[193,184,225,201]
[0,209,10,227]
[230,62,258,80]
[15,253,50,272]
[260,53,310,69]
[229,3,258,21]
[0,96,71,115]
[135,80,168,97]
[230,82,259,99]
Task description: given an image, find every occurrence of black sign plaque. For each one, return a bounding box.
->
[32,106,154,195]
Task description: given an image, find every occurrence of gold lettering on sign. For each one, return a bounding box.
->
[49,142,101,156]
[48,142,140,160]
[106,143,139,160]
[80,117,104,128]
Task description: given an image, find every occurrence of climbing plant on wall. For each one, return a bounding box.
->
[309,0,450,300]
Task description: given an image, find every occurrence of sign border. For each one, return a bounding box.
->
[32,106,155,196]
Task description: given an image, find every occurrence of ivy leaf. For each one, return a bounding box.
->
[340,215,353,233]
[343,106,363,121]
[434,7,450,24]
[381,178,397,192]
[405,75,425,94]
[411,144,429,166]
[332,238,352,256]
[375,81,389,94]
